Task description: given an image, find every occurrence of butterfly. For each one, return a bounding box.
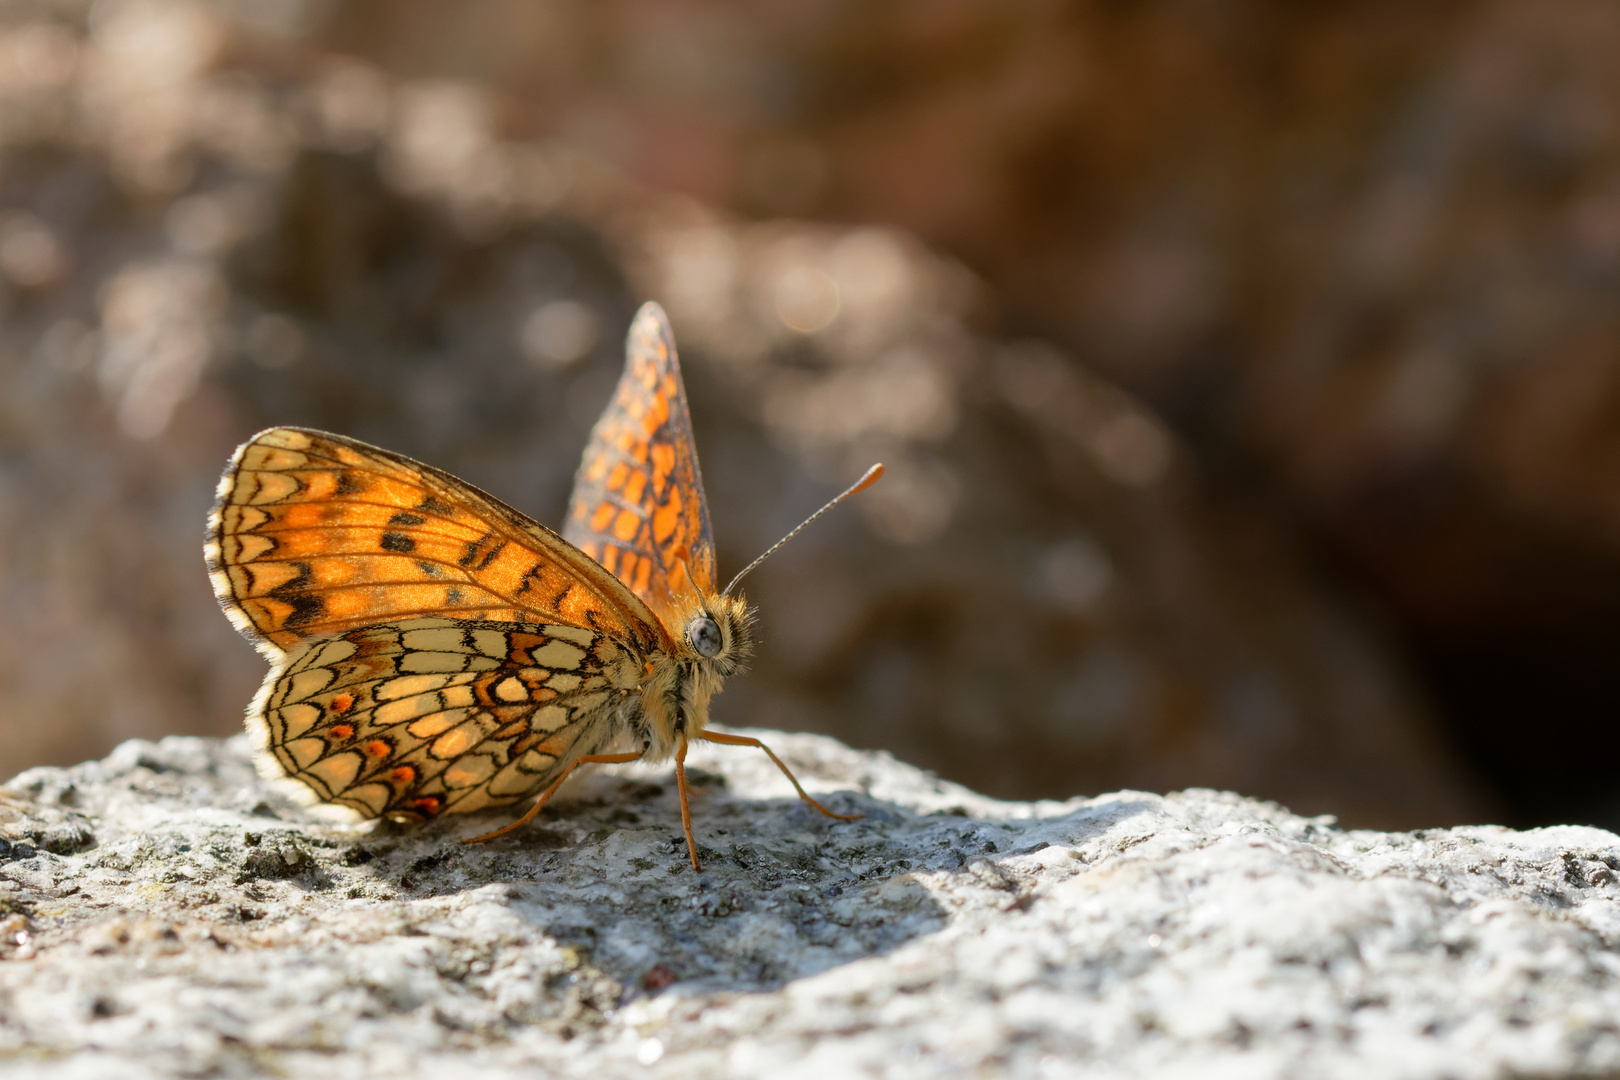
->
[206,303,881,871]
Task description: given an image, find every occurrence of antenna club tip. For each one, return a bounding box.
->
[853,463,884,494]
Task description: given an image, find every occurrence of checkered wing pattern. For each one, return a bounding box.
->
[207,427,670,657]
[252,616,642,820]
[564,302,717,627]
[207,426,677,819]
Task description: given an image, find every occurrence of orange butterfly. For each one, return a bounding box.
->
[205,303,880,871]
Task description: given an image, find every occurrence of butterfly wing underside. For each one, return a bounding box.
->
[207,427,668,655]
[564,302,716,626]
[255,616,642,820]
[207,427,671,817]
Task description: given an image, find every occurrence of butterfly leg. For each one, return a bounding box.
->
[675,733,702,872]
[697,730,864,822]
[463,752,642,844]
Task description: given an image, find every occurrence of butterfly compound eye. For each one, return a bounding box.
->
[687,615,723,658]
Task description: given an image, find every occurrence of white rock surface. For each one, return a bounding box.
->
[1,730,1618,1079]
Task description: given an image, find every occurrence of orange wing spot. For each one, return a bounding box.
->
[618,552,639,587]
[372,476,423,503]
[398,584,452,613]
[297,470,338,499]
[643,390,671,437]
[328,723,355,741]
[583,452,610,483]
[509,632,547,655]
[537,734,573,756]
[622,469,648,505]
[590,502,616,532]
[476,542,541,598]
[650,441,675,483]
[599,545,618,574]
[279,502,330,531]
[408,796,441,815]
[632,555,651,595]
[652,500,679,544]
[255,597,299,629]
[612,508,640,542]
[330,444,370,468]
[631,440,649,464]
[635,354,658,386]
[365,739,392,758]
[243,561,304,595]
[390,765,416,785]
[606,462,629,493]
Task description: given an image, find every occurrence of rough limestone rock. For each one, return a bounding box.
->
[1,731,1618,1079]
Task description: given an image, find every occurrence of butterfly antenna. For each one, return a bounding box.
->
[723,464,884,597]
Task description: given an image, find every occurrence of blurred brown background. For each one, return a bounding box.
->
[2,0,1616,831]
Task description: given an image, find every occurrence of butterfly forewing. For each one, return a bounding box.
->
[255,616,642,819]
[208,427,669,655]
[564,302,717,624]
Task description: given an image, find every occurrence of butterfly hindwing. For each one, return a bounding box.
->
[253,616,643,819]
[564,302,717,626]
[207,427,670,656]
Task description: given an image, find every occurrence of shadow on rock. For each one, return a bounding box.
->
[341,769,1152,996]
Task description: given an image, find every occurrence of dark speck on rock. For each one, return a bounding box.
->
[234,842,310,884]
[342,846,376,866]
[641,963,678,992]
[0,840,37,862]
[406,850,451,874]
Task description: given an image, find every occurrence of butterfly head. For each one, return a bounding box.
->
[636,590,754,758]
